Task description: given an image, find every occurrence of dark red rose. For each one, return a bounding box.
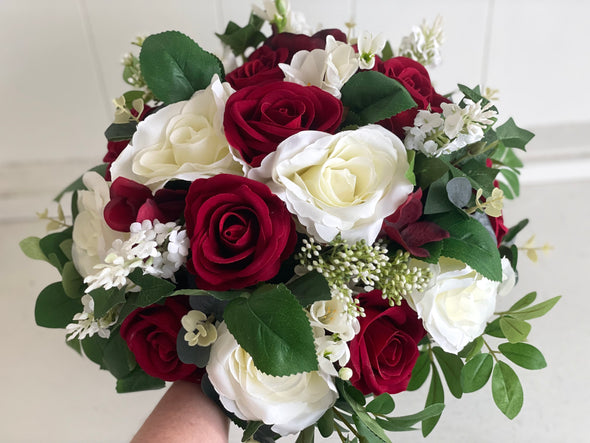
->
[120,296,203,383]
[103,105,153,180]
[264,29,347,62]
[347,290,426,395]
[382,189,449,257]
[224,81,342,167]
[184,174,297,290]
[226,46,289,90]
[373,57,449,138]
[104,177,187,231]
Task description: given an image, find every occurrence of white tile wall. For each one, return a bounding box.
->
[1,0,588,441]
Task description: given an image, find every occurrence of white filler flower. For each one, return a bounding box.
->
[248,125,413,244]
[206,323,337,436]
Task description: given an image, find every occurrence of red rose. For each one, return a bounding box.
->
[264,29,347,62]
[347,290,426,395]
[373,57,449,138]
[184,174,297,290]
[225,46,289,90]
[224,81,342,167]
[103,177,187,232]
[120,296,203,383]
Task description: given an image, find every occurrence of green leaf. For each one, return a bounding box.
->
[242,421,263,442]
[340,71,416,126]
[406,150,416,185]
[39,228,73,272]
[414,154,449,190]
[66,337,82,355]
[447,158,498,197]
[104,122,137,142]
[485,318,505,338]
[224,284,318,376]
[423,174,456,215]
[102,332,137,379]
[509,296,561,321]
[89,287,126,319]
[140,31,224,104]
[492,361,523,419]
[127,269,175,307]
[54,164,108,202]
[458,336,484,361]
[116,367,165,393]
[19,237,48,261]
[407,352,431,391]
[496,118,534,150]
[460,353,493,393]
[61,261,85,299]
[498,343,547,370]
[422,365,444,437]
[353,414,390,443]
[502,218,529,244]
[457,84,490,108]
[176,329,211,367]
[81,334,108,365]
[295,426,315,443]
[317,408,335,438]
[286,271,331,307]
[122,90,145,108]
[427,210,503,281]
[497,168,520,200]
[381,41,394,61]
[35,282,82,328]
[509,291,537,312]
[499,316,531,343]
[170,288,244,301]
[432,347,464,398]
[216,13,266,56]
[366,393,395,415]
[377,404,445,432]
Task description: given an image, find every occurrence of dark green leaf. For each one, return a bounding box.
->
[496,118,534,150]
[381,41,394,61]
[427,210,503,281]
[242,421,263,442]
[104,122,137,142]
[341,71,416,126]
[54,164,108,202]
[509,296,561,321]
[224,284,318,376]
[19,237,47,261]
[460,353,493,393]
[457,84,489,108]
[377,404,445,431]
[498,343,547,370]
[352,414,390,443]
[116,367,166,393]
[458,336,484,361]
[414,154,449,190]
[448,158,498,197]
[102,332,136,379]
[422,365,444,437]
[366,393,395,415]
[407,352,431,391]
[81,334,108,365]
[432,347,464,398]
[128,269,175,307]
[176,328,211,367]
[485,318,505,338]
[423,174,456,215]
[39,228,73,272]
[171,288,244,301]
[216,13,266,56]
[295,426,315,443]
[66,337,82,355]
[286,271,331,307]
[140,31,224,104]
[502,218,529,244]
[492,361,523,419]
[35,282,82,328]
[509,291,537,312]
[500,316,531,343]
[90,287,126,319]
[61,261,85,299]
[497,168,520,200]
[317,408,335,438]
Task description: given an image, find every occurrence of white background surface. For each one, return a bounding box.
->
[1,1,588,442]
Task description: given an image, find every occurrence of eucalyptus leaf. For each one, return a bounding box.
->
[492,361,523,419]
[39,228,73,272]
[19,237,47,261]
[35,282,82,328]
[498,343,547,370]
[61,262,85,299]
[460,353,493,393]
[445,177,472,209]
[176,328,211,367]
[432,347,464,398]
[224,284,318,376]
[499,316,531,343]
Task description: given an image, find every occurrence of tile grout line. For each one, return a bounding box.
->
[76,0,112,121]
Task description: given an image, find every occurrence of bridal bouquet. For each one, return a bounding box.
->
[21,1,559,441]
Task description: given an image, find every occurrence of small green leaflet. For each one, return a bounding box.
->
[422,365,444,437]
[460,353,493,393]
[432,347,464,399]
[499,316,531,343]
[492,361,523,419]
[498,343,547,370]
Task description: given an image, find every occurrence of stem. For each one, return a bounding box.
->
[333,408,361,439]
[451,140,500,166]
[482,337,499,363]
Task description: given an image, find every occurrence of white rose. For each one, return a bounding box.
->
[248,125,413,244]
[206,323,337,436]
[71,172,126,278]
[110,75,242,191]
[406,257,515,354]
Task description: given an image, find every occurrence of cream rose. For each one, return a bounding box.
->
[406,257,515,354]
[248,125,413,244]
[206,323,337,436]
[71,172,126,278]
[110,75,242,191]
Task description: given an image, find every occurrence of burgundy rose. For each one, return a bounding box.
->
[224,81,343,167]
[226,46,289,90]
[264,28,347,62]
[104,177,187,232]
[120,296,203,383]
[382,189,449,257]
[373,57,449,138]
[184,174,297,290]
[347,290,426,395]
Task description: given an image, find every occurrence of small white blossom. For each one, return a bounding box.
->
[253,0,311,34]
[357,31,386,70]
[398,16,444,68]
[65,295,119,341]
